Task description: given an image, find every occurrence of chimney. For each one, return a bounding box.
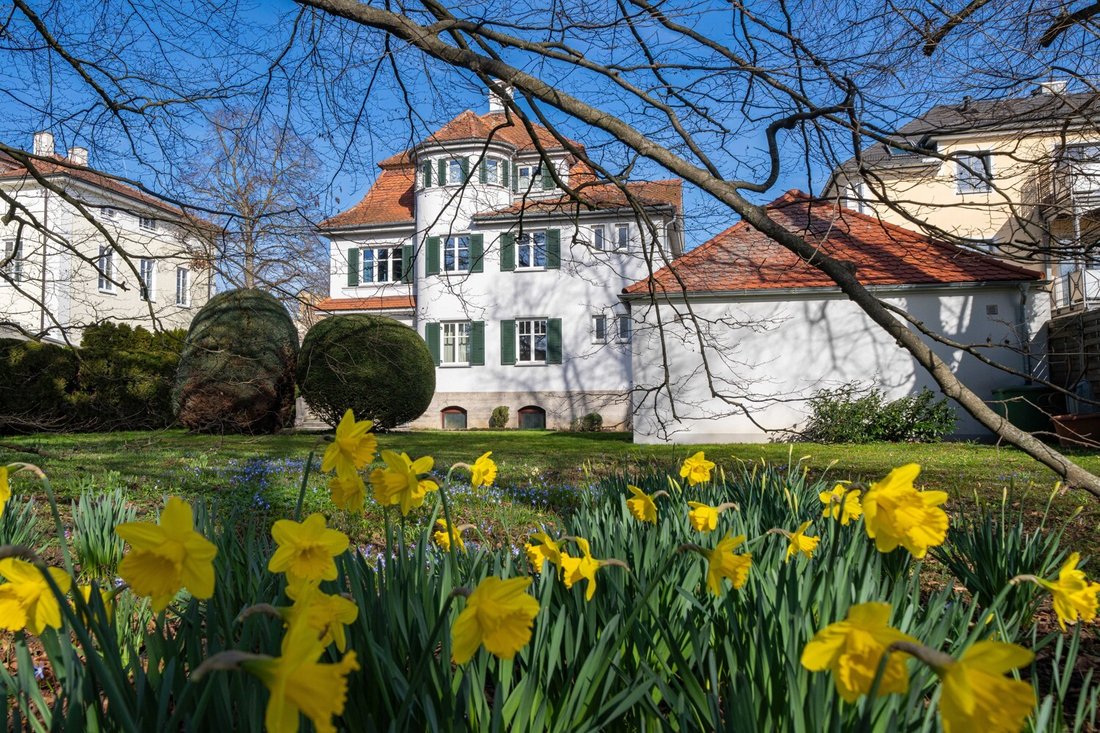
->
[33,131,54,157]
[488,80,513,113]
[1037,79,1069,95]
[68,146,88,166]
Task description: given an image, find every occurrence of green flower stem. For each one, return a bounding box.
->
[29,465,75,577]
[293,450,315,522]
[395,594,457,729]
[437,470,460,579]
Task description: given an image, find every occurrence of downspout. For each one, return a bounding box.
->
[39,185,48,335]
[1017,282,1034,383]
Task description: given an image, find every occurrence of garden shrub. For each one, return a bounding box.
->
[569,411,603,432]
[174,288,299,434]
[71,487,136,580]
[297,314,435,429]
[0,337,78,433]
[69,323,185,430]
[488,405,509,428]
[799,383,956,443]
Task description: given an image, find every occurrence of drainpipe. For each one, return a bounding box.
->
[39,186,49,336]
[1017,282,1033,382]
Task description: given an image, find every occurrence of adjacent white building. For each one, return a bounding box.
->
[318,93,683,430]
[0,132,213,343]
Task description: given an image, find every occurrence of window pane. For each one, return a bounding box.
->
[593,226,605,250]
[518,235,531,267]
[534,232,546,267]
[450,159,462,182]
[392,248,403,281]
[594,316,606,341]
[617,225,629,248]
[534,334,547,361]
[618,316,631,340]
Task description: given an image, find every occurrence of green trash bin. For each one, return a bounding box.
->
[990,385,1065,433]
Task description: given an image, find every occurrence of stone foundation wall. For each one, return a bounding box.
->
[408,390,632,431]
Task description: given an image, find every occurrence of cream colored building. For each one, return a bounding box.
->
[824,82,1100,312]
[0,132,213,343]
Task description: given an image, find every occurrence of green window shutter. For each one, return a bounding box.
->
[547,318,563,364]
[500,320,516,365]
[541,165,554,190]
[545,229,561,269]
[347,247,359,287]
[401,244,414,283]
[460,157,470,182]
[469,233,484,273]
[479,160,488,184]
[499,233,515,272]
[470,321,485,365]
[438,159,447,186]
[502,159,510,187]
[512,163,519,192]
[422,161,432,188]
[426,323,441,366]
[426,236,441,275]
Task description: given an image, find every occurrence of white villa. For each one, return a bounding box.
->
[0,131,213,344]
[319,90,1062,441]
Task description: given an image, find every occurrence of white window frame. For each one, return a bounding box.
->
[592,314,607,343]
[616,314,632,343]
[517,165,536,191]
[101,206,117,221]
[448,158,464,185]
[362,246,403,283]
[516,318,548,364]
[98,246,115,292]
[956,152,993,194]
[139,215,157,232]
[175,266,190,306]
[443,235,470,273]
[139,257,155,301]
[517,231,547,269]
[846,182,868,213]
[592,225,606,251]
[484,158,500,185]
[615,224,630,250]
[2,239,23,282]
[441,321,471,366]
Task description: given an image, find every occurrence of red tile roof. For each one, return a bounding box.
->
[0,153,190,218]
[314,295,416,311]
[475,179,682,218]
[321,165,416,229]
[624,191,1041,295]
[423,110,578,152]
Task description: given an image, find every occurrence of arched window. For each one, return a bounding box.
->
[441,406,467,430]
[518,405,546,430]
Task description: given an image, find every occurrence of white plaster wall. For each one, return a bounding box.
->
[630,285,1051,444]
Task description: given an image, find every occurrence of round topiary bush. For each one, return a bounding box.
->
[173,288,299,434]
[297,314,435,429]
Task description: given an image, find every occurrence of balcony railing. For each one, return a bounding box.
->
[1036,146,1100,219]
[1053,267,1100,310]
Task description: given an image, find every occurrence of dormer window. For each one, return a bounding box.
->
[957,152,993,194]
[139,216,157,232]
[517,165,536,192]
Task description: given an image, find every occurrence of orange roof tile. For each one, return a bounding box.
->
[475,179,682,218]
[321,165,416,229]
[624,191,1041,295]
[314,295,416,311]
[423,110,579,152]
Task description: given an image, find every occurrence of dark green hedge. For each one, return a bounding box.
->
[173,288,299,434]
[297,314,435,429]
[0,338,79,433]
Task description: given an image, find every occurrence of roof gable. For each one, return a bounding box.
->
[624,191,1041,295]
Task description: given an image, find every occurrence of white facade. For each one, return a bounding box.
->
[628,285,1050,443]
[322,109,682,429]
[0,134,212,343]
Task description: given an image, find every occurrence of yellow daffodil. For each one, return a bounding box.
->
[800,601,918,702]
[432,519,466,553]
[115,496,217,613]
[862,464,948,559]
[285,580,359,653]
[820,484,863,525]
[679,451,716,486]
[560,537,603,601]
[0,558,71,635]
[706,533,752,596]
[0,465,10,518]
[328,473,366,513]
[369,450,439,516]
[626,485,658,524]
[321,408,376,479]
[687,501,720,533]
[75,583,114,623]
[786,521,820,562]
[525,532,561,573]
[243,613,359,733]
[471,452,497,488]
[268,514,349,583]
[1036,552,1100,631]
[451,575,540,664]
[938,641,1036,733]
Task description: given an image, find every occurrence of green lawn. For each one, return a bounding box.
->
[2,429,1098,545]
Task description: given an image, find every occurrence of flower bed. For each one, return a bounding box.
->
[0,413,1097,731]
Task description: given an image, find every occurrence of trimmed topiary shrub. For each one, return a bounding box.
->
[297,314,435,429]
[173,288,299,434]
[570,411,603,432]
[0,337,78,433]
[69,323,185,430]
[489,405,509,429]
